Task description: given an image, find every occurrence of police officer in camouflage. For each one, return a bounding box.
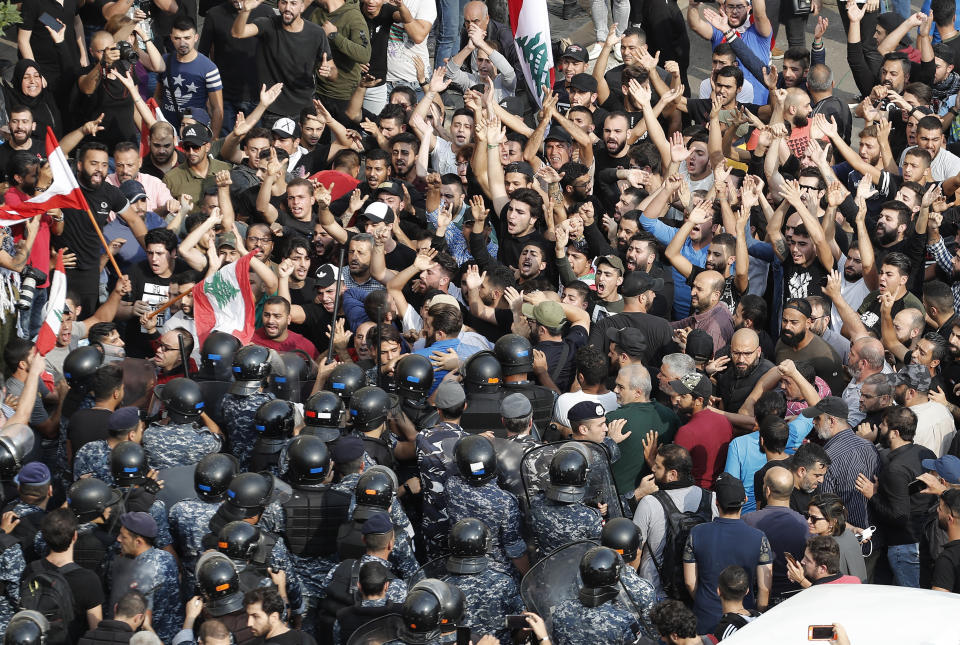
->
[73,406,144,484]
[495,334,556,433]
[550,546,640,645]
[528,447,603,558]
[416,382,468,559]
[0,509,26,639]
[109,441,174,551]
[249,399,296,476]
[221,346,276,470]
[143,378,222,470]
[216,520,304,615]
[394,354,439,432]
[169,452,238,594]
[443,518,523,641]
[601,518,658,640]
[348,386,397,469]
[446,435,529,577]
[459,351,505,434]
[113,512,183,643]
[320,511,408,606]
[64,478,122,577]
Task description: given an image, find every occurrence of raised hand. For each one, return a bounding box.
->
[702,6,732,32]
[464,264,485,291]
[823,269,843,301]
[605,22,621,47]
[316,53,333,78]
[260,82,283,106]
[669,131,690,163]
[313,181,333,210]
[428,65,452,93]
[814,15,829,40]
[470,194,489,225]
[846,0,866,22]
[826,180,849,208]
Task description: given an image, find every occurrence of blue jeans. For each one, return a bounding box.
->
[221,99,258,137]
[18,282,47,341]
[887,543,920,587]
[433,0,468,67]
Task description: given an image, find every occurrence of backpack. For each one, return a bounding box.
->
[19,560,80,645]
[647,488,712,604]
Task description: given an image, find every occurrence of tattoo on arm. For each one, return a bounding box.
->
[773,238,787,259]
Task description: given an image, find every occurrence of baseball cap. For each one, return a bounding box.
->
[361,511,393,535]
[108,406,141,432]
[14,462,50,487]
[359,201,395,224]
[561,44,588,62]
[891,364,932,392]
[569,73,598,93]
[215,232,238,250]
[434,382,466,409]
[922,455,960,484]
[545,126,572,144]
[331,436,364,463]
[783,298,813,318]
[428,294,460,310]
[669,371,713,400]
[500,392,532,419]
[120,511,158,539]
[271,117,300,139]
[181,123,212,147]
[596,255,625,276]
[621,271,663,297]
[374,181,404,198]
[314,264,340,289]
[606,327,647,358]
[520,301,566,328]
[714,472,746,508]
[685,329,714,362]
[800,395,850,420]
[568,400,606,425]
[119,180,147,204]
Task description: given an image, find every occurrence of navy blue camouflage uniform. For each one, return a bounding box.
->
[142,421,222,470]
[113,547,183,643]
[528,492,603,557]
[446,475,526,577]
[416,422,466,558]
[446,568,523,641]
[168,498,220,593]
[73,439,112,482]
[0,542,25,639]
[550,598,638,645]
[222,391,276,470]
[620,564,658,640]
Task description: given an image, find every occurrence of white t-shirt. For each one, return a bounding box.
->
[899,145,960,181]
[552,391,619,427]
[911,401,957,457]
[385,0,436,83]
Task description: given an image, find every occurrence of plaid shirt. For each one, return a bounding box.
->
[822,429,881,530]
[426,204,498,265]
[927,237,960,313]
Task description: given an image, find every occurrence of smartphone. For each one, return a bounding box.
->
[908,478,927,495]
[38,12,63,31]
[785,551,798,568]
[456,626,471,645]
[808,625,837,640]
[505,615,528,630]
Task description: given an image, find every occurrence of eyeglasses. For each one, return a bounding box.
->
[731,349,758,358]
[798,184,821,193]
[804,513,827,523]
[182,143,204,151]
[160,344,179,353]
[860,392,880,399]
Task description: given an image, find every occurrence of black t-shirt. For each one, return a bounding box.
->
[365,7,399,84]
[264,630,318,645]
[754,457,791,509]
[36,559,104,643]
[122,259,189,358]
[385,241,416,272]
[592,142,630,173]
[54,181,129,271]
[536,325,588,392]
[302,302,334,353]
[278,210,316,238]
[22,0,81,71]
[590,106,610,132]
[66,408,112,459]
[140,150,186,180]
[932,540,960,591]
[686,98,761,125]
[252,15,332,116]
[0,138,45,182]
[293,144,331,177]
[198,1,275,103]
[782,257,829,303]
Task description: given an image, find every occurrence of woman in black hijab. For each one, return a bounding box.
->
[3,60,64,138]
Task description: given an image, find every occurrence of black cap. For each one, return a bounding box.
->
[314,264,340,289]
[545,126,572,144]
[621,271,664,297]
[669,371,713,400]
[800,395,849,420]
[119,180,147,203]
[714,472,746,508]
[569,73,598,93]
[685,329,714,362]
[605,327,647,357]
[374,181,404,198]
[361,511,393,535]
[561,44,589,62]
[181,123,212,147]
[568,401,606,425]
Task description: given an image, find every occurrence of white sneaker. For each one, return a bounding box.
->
[588,42,604,59]
[612,44,623,62]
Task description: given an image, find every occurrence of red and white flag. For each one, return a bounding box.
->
[35,249,66,356]
[193,251,257,346]
[0,128,87,226]
[509,0,554,106]
[139,98,172,158]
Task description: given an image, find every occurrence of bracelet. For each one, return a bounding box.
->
[487,144,498,149]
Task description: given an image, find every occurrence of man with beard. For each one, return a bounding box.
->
[905,116,960,181]
[670,270,734,355]
[387,132,419,184]
[141,122,185,180]
[731,295,777,361]
[282,262,344,354]
[589,272,675,368]
[806,296,850,364]
[412,303,486,393]
[232,0,334,124]
[856,253,924,336]
[0,106,43,175]
[54,143,146,316]
[855,405,935,588]
[784,442,832,515]
[106,143,178,217]
[715,329,774,416]
[160,17,224,135]
[625,232,674,318]
[782,89,814,159]
[923,281,960,338]
[840,337,887,428]
[829,248,870,336]
[931,488,960,592]
[909,333,949,396]
[767,179,834,305]
[276,237,314,308]
[670,371,733,490]
[163,124,232,209]
[252,296,318,358]
[521,296,590,393]
[855,373,895,440]
[802,396,879,531]
[463,263,516,336]
[471,181,548,272]
[775,298,845,395]
[891,364,956,458]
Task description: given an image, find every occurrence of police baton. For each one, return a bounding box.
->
[325,245,347,365]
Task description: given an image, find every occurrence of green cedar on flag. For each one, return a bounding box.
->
[510,0,554,106]
[193,251,256,346]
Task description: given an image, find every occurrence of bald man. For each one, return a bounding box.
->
[744,466,812,603]
[716,329,776,414]
[459,1,524,83]
[671,270,735,354]
[841,337,887,427]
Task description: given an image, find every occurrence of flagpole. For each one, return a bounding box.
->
[146,284,195,321]
[85,205,123,278]
[325,245,347,365]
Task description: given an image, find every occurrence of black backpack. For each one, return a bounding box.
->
[648,488,712,604]
[19,560,80,645]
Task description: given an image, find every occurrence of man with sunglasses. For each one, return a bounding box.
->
[163,124,232,211]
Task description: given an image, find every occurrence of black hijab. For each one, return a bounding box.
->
[4,60,63,138]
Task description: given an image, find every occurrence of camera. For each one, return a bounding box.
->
[16,266,47,311]
[111,40,140,74]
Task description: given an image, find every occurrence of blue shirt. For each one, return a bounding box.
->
[711,25,771,104]
[413,338,486,393]
[160,53,223,126]
[104,211,167,269]
[922,0,960,42]
[639,216,709,318]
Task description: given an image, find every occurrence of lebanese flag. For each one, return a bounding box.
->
[193,251,257,347]
[35,249,66,356]
[0,128,87,226]
[509,0,554,106]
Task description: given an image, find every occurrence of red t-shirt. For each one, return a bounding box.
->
[251,328,319,359]
[674,408,734,490]
[5,187,52,287]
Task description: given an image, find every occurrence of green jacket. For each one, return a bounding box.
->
[606,401,680,492]
[312,1,371,100]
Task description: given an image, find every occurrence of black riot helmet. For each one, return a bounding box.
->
[326,362,366,404]
[194,453,238,502]
[601,518,642,563]
[159,377,205,424]
[230,345,272,395]
[198,332,241,381]
[546,447,589,503]
[446,518,490,575]
[286,435,331,486]
[349,386,391,432]
[3,611,49,645]
[578,546,622,607]
[224,472,271,516]
[453,435,497,485]
[62,346,103,391]
[0,424,34,480]
[302,390,344,442]
[267,351,314,402]
[493,334,533,376]
[254,399,295,439]
[462,351,502,393]
[216,520,261,562]
[195,552,245,616]
[110,441,148,487]
[399,579,460,644]
[394,354,434,400]
[353,466,397,520]
[67,478,121,523]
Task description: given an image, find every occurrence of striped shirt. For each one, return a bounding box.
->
[927,237,960,313]
[822,429,880,530]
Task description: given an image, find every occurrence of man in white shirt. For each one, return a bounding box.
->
[894,365,956,457]
[552,345,618,429]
